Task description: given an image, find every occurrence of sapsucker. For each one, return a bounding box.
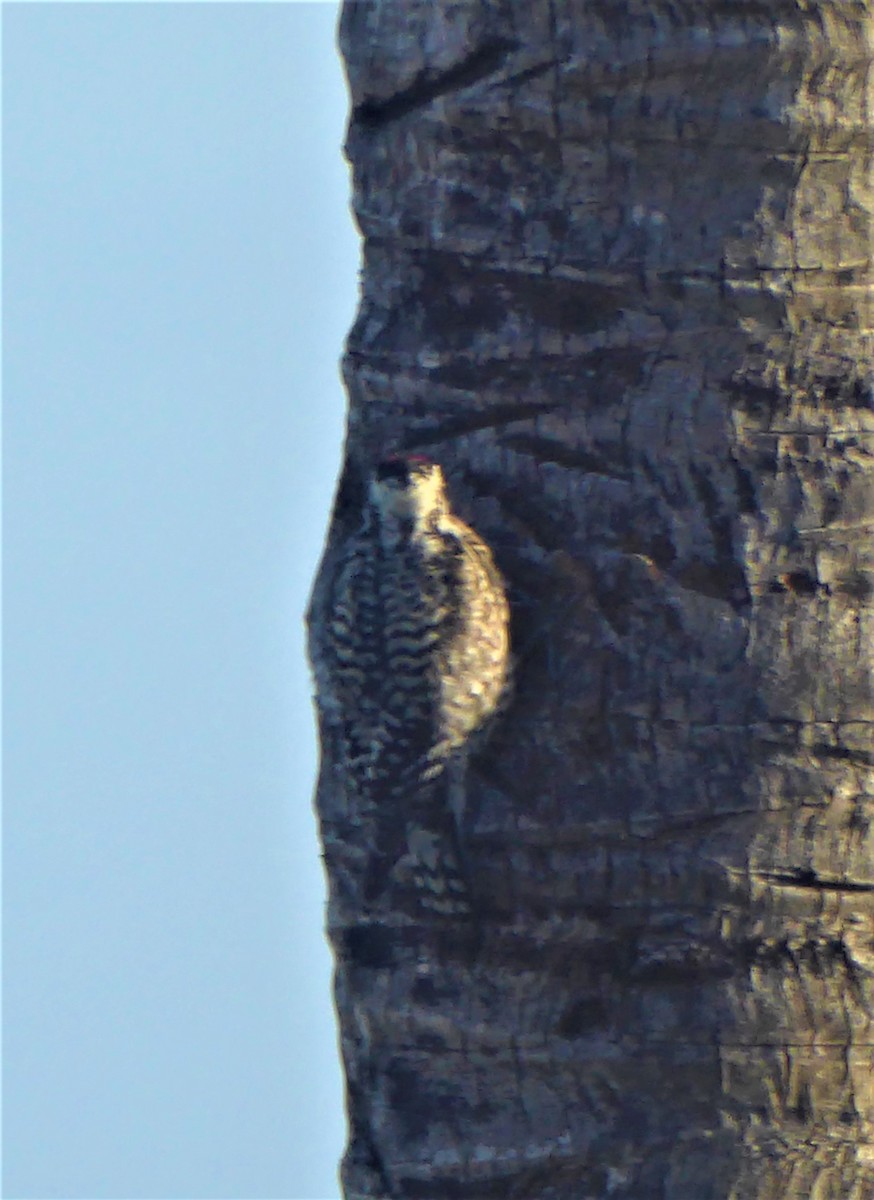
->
[310,455,510,914]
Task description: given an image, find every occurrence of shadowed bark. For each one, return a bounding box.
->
[308,2,873,1196]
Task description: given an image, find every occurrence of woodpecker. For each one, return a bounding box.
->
[311,455,510,912]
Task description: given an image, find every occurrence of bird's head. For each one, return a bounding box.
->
[368,455,449,527]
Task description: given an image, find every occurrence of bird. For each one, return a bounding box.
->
[310,454,510,914]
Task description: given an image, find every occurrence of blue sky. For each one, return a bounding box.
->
[4,3,357,1196]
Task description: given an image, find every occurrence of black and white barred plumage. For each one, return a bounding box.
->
[311,455,510,913]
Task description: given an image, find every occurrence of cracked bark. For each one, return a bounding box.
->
[308,2,873,1197]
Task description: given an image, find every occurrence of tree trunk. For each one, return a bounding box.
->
[309,2,873,1196]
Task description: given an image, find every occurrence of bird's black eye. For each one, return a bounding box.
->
[375,458,411,484]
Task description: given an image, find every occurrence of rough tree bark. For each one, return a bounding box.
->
[308,2,873,1197]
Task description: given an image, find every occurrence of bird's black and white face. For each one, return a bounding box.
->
[369,455,448,526]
